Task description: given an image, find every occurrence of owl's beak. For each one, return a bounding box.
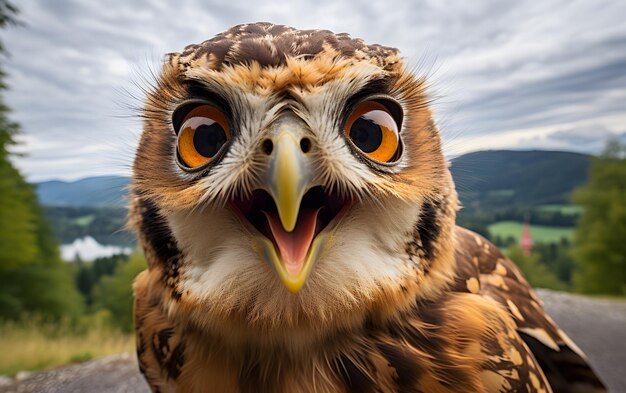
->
[266,132,311,232]
[230,114,349,294]
[260,118,319,293]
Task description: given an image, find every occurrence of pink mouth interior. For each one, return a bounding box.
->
[231,186,349,275]
[264,208,320,276]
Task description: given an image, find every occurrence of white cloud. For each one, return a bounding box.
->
[105,56,130,77]
[445,113,626,157]
[515,127,626,154]
[3,0,626,181]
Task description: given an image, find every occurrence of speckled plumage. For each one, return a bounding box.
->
[130,23,606,392]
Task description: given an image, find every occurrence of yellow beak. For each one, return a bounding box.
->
[267,133,308,232]
[255,115,323,293]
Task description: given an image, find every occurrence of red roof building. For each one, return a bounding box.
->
[520,217,533,256]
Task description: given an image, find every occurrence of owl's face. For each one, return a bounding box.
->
[132,24,456,339]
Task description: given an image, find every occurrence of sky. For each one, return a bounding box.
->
[3,0,626,182]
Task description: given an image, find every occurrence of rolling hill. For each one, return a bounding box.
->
[36,176,129,208]
[450,150,590,209]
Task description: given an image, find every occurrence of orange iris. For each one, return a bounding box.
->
[177,105,230,168]
[344,101,399,162]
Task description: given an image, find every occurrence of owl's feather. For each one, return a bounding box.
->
[131,23,606,392]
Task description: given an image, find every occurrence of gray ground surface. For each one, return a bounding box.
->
[0,289,624,393]
[0,353,149,393]
[535,289,626,393]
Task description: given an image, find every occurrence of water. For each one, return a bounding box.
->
[61,236,132,261]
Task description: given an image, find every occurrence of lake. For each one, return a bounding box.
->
[61,236,132,261]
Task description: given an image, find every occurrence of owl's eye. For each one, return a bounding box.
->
[176,104,230,168]
[345,101,399,163]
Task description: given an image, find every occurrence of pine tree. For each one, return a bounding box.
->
[0,1,35,272]
[0,1,83,320]
[573,140,626,295]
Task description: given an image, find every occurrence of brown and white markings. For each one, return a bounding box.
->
[130,23,606,392]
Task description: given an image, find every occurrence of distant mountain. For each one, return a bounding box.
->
[450,150,590,209]
[34,150,591,209]
[36,176,129,208]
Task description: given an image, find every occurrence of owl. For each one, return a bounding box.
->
[130,23,606,392]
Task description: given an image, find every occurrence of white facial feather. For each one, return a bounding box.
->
[167,194,421,328]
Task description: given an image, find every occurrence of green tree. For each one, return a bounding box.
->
[507,245,568,290]
[0,1,83,320]
[92,251,146,331]
[533,239,576,286]
[572,140,626,295]
[75,253,128,306]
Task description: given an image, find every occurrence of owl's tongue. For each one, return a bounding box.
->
[265,208,320,276]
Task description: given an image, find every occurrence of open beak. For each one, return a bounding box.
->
[231,114,349,293]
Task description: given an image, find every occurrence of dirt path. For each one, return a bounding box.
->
[1,289,624,393]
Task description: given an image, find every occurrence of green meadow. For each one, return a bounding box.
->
[488,221,574,243]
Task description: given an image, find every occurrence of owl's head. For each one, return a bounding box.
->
[132,23,457,342]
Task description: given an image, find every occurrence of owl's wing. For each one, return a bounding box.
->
[452,226,607,393]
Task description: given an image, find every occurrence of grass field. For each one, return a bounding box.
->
[73,214,96,226]
[0,317,134,376]
[538,204,584,215]
[489,221,574,243]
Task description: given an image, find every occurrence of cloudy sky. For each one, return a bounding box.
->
[3,0,626,181]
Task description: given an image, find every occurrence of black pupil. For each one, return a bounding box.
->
[349,117,382,153]
[193,122,227,157]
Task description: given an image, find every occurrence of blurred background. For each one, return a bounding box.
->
[0,0,624,391]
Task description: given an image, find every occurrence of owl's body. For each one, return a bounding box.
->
[131,23,605,392]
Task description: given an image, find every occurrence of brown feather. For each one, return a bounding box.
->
[452,227,606,392]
